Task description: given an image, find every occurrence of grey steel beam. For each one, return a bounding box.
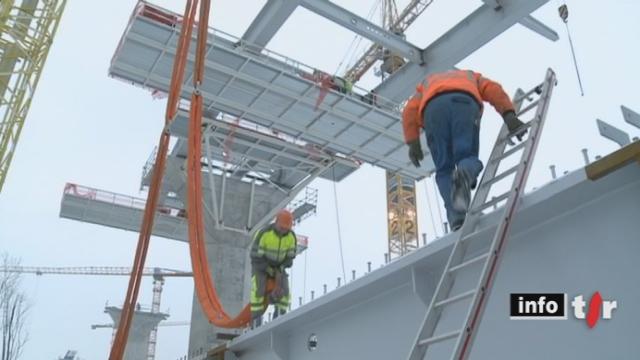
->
[481,0,558,41]
[229,163,640,359]
[300,0,423,64]
[241,0,301,48]
[373,0,551,102]
[622,105,640,130]
[519,15,558,41]
[597,119,630,147]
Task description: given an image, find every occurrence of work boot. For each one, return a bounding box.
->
[272,308,286,320]
[250,316,262,329]
[451,218,465,231]
[451,168,472,212]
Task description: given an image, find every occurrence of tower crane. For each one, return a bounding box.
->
[342,1,431,259]
[91,321,190,330]
[343,0,434,83]
[2,266,192,360]
[0,0,67,193]
[2,266,192,277]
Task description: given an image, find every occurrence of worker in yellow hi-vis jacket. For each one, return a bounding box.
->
[250,209,297,328]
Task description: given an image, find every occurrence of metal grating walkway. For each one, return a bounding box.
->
[109,2,435,181]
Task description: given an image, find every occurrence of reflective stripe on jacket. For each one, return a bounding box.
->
[402,70,515,143]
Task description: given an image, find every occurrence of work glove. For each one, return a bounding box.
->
[265,266,276,277]
[408,139,424,168]
[270,270,284,300]
[270,286,284,301]
[502,110,528,144]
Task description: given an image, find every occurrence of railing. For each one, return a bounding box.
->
[219,31,403,114]
[109,303,153,313]
[175,348,209,360]
[297,234,309,254]
[288,186,319,224]
[141,145,158,190]
[63,183,186,219]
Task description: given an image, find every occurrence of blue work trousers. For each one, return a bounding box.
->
[424,92,483,226]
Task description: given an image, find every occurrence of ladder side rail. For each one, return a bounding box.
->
[405,70,555,360]
[468,88,529,208]
[452,68,557,360]
[405,85,531,360]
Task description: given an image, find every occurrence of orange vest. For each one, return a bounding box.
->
[402,70,515,143]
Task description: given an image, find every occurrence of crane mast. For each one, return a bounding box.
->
[342,1,431,258]
[0,0,66,193]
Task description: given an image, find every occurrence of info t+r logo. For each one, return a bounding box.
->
[510,291,617,328]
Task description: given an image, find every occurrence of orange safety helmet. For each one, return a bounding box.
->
[275,209,293,231]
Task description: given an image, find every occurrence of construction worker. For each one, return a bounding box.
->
[250,209,297,328]
[402,70,527,231]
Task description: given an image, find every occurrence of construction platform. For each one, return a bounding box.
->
[59,182,310,254]
[109,2,435,181]
[162,106,359,185]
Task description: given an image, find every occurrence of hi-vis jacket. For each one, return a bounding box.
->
[402,70,515,143]
[250,224,297,272]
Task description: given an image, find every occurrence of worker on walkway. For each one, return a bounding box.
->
[402,70,527,231]
[250,209,298,328]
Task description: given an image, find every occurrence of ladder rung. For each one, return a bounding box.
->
[435,289,476,308]
[418,330,461,347]
[449,252,490,273]
[472,191,511,214]
[497,121,534,145]
[513,84,543,104]
[492,141,527,163]
[482,164,520,188]
[460,225,494,242]
[516,100,540,116]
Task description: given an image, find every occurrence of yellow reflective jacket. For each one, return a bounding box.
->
[251,224,297,270]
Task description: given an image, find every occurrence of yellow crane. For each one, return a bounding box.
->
[343,0,434,258]
[0,0,66,193]
[343,0,433,83]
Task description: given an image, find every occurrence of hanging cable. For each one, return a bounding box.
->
[558,3,584,96]
[335,0,382,75]
[303,249,308,302]
[431,177,445,232]
[335,34,364,76]
[331,166,347,282]
[422,178,439,239]
[185,0,269,328]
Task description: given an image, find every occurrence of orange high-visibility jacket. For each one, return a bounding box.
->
[402,70,515,143]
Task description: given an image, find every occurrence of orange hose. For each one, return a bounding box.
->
[111,4,273,356]
[108,2,198,359]
[185,0,272,328]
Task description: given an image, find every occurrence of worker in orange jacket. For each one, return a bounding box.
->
[402,70,527,230]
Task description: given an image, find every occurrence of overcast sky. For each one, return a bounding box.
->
[1,1,639,359]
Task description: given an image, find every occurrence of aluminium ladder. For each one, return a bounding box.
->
[406,68,557,360]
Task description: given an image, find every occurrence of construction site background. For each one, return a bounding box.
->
[0,1,638,359]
